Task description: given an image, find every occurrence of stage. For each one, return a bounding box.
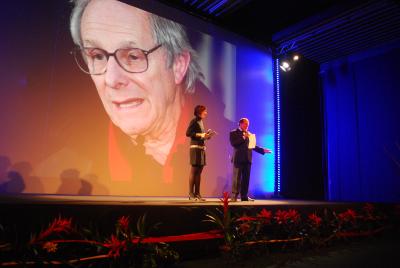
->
[0,194,348,206]
[0,194,367,237]
[0,194,367,244]
[0,194,362,243]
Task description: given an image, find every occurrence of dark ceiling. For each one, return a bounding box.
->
[156,0,400,63]
[156,0,360,45]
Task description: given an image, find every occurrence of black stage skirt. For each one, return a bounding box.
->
[190,148,206,166]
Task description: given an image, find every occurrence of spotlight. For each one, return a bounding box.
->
[279,61,291,72]
[279,53,300,72]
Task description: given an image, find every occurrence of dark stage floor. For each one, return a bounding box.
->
[0,194,346,207]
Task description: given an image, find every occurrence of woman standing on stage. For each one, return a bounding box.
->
[186,105,213,201]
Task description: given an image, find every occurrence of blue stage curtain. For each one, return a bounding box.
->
[321,42,400,202]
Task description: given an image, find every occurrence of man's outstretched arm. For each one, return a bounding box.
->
[253,146,272,155]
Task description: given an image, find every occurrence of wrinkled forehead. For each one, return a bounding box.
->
[81,0,154,47]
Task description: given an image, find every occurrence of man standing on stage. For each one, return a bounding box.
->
[230,118,272,201]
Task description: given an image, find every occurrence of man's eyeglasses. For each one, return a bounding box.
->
[71,44,162,75]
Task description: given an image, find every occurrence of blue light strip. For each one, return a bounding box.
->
[274,58,281,194]
[208,0,227,14]
[215,0,240,16]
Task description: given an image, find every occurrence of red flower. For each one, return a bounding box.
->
[104,235,127,258]
[308,213,322,227]
[257,208,272,224]
[338,209,357,223]
[239,222,251,235]
[274,209,300,224]
[274,210,288,224]
[118,216,130,232]
[42,241,58,253]
[286,209,300,223]
[32,217,72,243]
[221,192,230,216]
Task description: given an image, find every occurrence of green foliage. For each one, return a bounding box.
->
[0,202,395,266]
[205,200,392,261]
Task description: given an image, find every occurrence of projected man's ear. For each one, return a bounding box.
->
[172,51,191,85]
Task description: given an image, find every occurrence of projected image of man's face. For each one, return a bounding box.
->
[80,0,189,139]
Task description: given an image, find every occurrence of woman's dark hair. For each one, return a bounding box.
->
[194,105,207,117]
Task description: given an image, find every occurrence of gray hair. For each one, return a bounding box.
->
[70,0,202,93]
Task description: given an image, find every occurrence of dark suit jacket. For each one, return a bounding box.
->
[230,128,265,167]
[186,118,205,146]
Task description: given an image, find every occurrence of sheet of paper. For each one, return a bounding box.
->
[248,133,256,149]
